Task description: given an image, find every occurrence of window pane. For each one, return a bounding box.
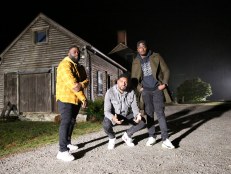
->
[36,31,46,43]
[108,75,111,89]
[98,71,103,94]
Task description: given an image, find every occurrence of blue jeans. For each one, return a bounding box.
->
[141,89,168,141]
[58,100,81,152]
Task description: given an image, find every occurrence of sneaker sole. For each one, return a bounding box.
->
[108,144,115,150]
[161,143,175,149]
[57,156,75,161]
[122,136,134,147]
[146,141,156,147]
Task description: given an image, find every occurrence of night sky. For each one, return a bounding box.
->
[1,0,231,100]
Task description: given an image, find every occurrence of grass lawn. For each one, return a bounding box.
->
[0,121,102,157]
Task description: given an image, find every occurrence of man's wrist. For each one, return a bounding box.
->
[163,83,168,87]
[79,82,84,89]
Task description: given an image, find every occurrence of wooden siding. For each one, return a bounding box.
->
[0,16,125,114]
[0,18,86,112]
[19,73,51,112]
[90,53,120,99]
[4,72,17,106]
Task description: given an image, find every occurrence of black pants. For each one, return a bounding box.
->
[102,114,146,139]
[58,100,81,152]
[141,89,168,141]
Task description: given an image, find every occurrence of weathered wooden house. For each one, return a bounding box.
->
[0,13,126,116]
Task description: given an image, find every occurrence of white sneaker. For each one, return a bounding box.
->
[162,139,175,149]
[122,132,134,147]
[146,137,156,146]
[108,138,116,149]
[67,144,78,151]
[57,151,75,161]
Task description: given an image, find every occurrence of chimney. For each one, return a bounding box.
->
[117,30,127,45]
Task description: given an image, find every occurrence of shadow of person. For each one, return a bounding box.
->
[72,139,109,160]
[132,103,231,148]
[72,128,128,159]
[76,129,127,149]
[166,102,231,148]
[132,108,192,144]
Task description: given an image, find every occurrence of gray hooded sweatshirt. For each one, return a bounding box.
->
[104,84,140,125]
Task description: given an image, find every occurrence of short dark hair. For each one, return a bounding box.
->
[68,46,80,52]
[118,73,129,80]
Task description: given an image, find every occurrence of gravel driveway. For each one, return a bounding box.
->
[0,104,231,174]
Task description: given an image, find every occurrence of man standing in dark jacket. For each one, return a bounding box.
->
[131,40,174,149]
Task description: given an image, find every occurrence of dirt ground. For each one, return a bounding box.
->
[0,104,231,174]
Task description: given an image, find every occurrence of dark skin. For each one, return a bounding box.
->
[68,47,87,108]
[112,77,142,124]
[137,43,166,91]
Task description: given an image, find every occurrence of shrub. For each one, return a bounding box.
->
[177,78,212,101]
[83,98,104,121]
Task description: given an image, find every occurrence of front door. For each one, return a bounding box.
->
[19,73,51,112]
[4,72,17,106]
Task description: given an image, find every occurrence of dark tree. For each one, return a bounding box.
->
[177,78,212,101]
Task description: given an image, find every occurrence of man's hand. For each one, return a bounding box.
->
[134,113,142,123]
[82,100,88,108]
[158,84,166,91]
[112,114,124,124]
[140,88,144,92]
[72,82,82,92]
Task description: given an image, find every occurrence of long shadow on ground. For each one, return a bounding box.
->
[133,102,231,148]
[72,128,128,159]
[133,108,192,145]
[168,103,231,148]
[73,102,230,159]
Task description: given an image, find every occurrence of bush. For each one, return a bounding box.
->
[177,78,212,101]
[83,98,104,121]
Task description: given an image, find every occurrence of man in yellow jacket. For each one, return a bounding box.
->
[56,46,89,161]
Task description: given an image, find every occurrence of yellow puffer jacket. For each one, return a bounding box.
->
[56,56,89,105]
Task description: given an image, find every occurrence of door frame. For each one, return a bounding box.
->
[3,69,19,113]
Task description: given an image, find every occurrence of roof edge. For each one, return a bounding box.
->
[0,13,91,58]
[108,43,128,55]
[88,46,127,71]
[0,13,42,58]
[40,13,90,46]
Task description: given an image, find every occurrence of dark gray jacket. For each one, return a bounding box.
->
[104,84,140,125]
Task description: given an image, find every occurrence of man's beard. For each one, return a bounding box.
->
[69,55,80,63]
[140,52,147,56]
[119,86,127,91]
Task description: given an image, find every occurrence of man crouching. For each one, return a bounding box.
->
[103,74,146,149]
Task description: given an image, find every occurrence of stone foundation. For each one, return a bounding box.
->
[4,113,87,122]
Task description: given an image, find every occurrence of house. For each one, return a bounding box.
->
[108,30,137,72]
[0,13,126,117]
